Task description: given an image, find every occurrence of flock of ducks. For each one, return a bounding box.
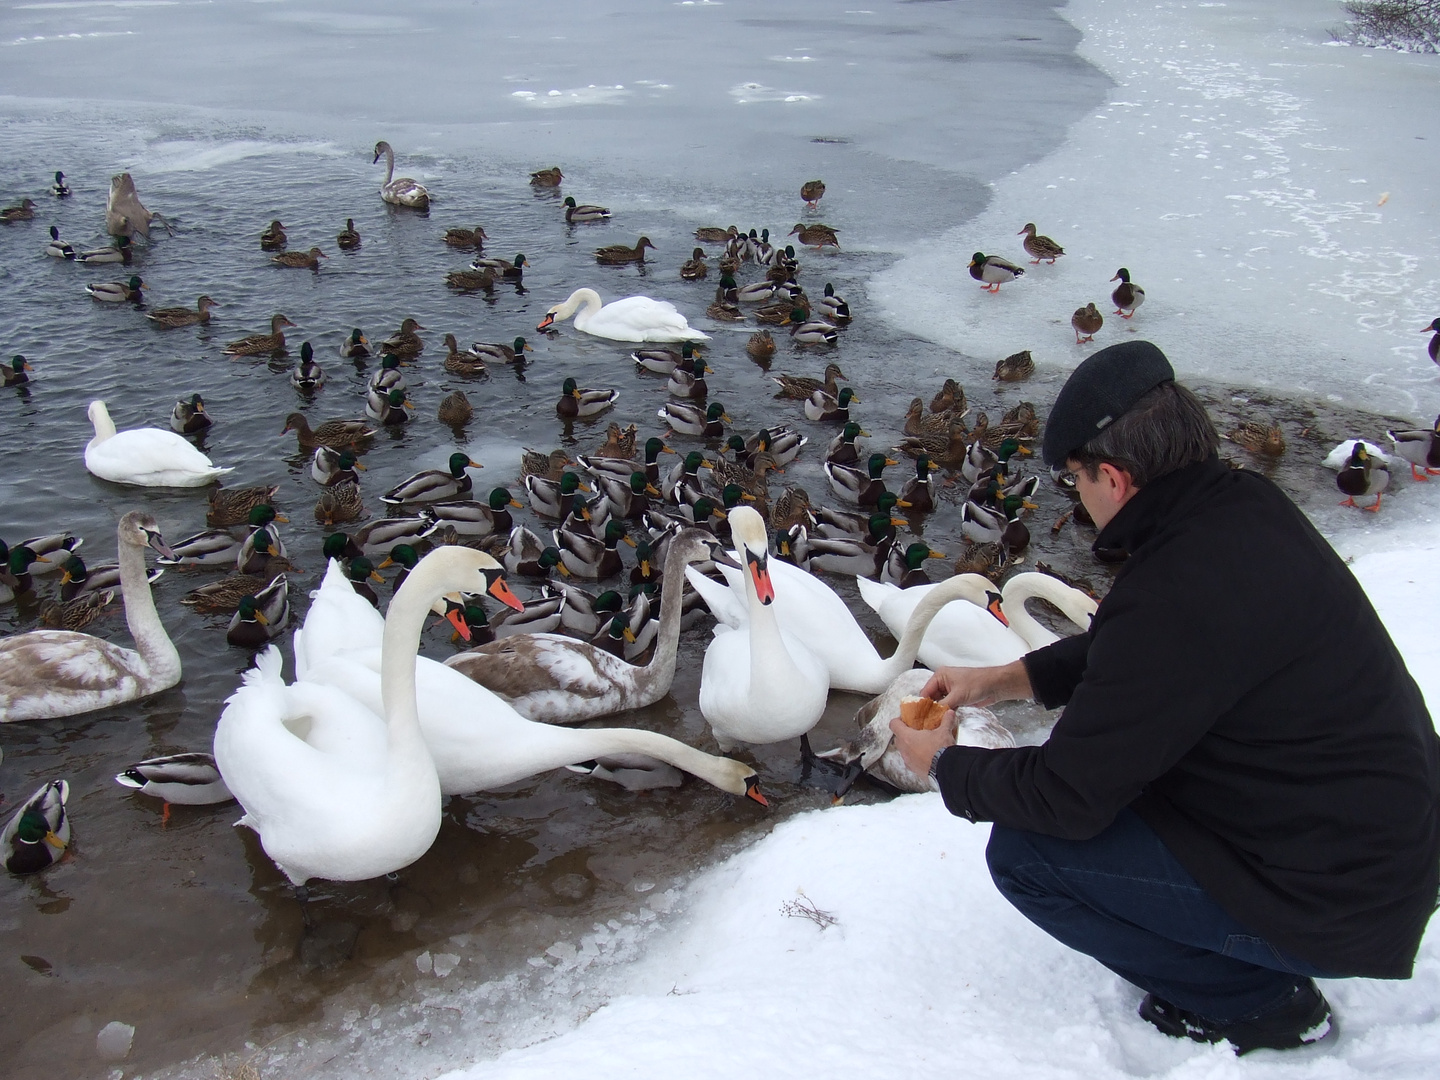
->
[2,150,1435,891]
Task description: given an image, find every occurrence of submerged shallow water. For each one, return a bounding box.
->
[0,5,1425,1079]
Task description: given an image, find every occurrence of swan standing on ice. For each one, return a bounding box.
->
[538,288,709,343]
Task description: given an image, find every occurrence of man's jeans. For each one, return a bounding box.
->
[987,808,1336,1024]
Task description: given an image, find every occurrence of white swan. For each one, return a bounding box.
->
[686,558,1009,694]
[696,506,830,749]
[538,288,710,343]
[0,512,180,723]
[294,560,767,802]
[372,140,430,209]
[84,400,233,488]
[857,572,1097,668]
[823,669,1017,793]
[213,547,503,886]
[443,529,716,723]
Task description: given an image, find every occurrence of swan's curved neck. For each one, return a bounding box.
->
[563,289,603,327]
[1000,574,1096,649]
[379,145,395,186]
[117,535,179,683]
[379,561,448,759]
[566,727,747,796]
[742,553,804,687]
[90,404,116,444]
[883,574,998,677]
[632,540,704,695]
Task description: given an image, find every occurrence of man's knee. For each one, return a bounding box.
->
[986,824,1045,899]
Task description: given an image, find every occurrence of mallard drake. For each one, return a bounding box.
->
[1424,317,1440,365]
[801,179,826,209]
[551,581,623,637]
[899,454,937,513]
[714,274,740,305]
[813,490,907,540]
[237,519,289,575]
[993,349,1035,382]
[181,558,294,613]
[825,451,903,507]
[114,754,233,817]
[378,318,423,361]
[282,411,375,450]
[530,166,563,187]
[225,314,295,357]
[45,225,75,259]
[1072,302,1103,344]
[662,450,711,503]
[340,555,387,606]
[736,279,780,304]
[226,576,289,647]
[556,518,634,580]
[666,355,710,400]
[14,532,80,576]
[826,421,867,466]
[208,484,281,527]
[787,308,839,346]
[753,229,776,266]
[74,235,133,265]
[659,399,729,438]
[438,390,474,425]
[595,237,656,265]
[170,393,213,434]
[340,328,370,359]
[807,514,898,578]
[375,544,421,593]
[1,198,38,223]
[382,453,483,505]
[2,780,70,874]
[525,471,590,520]
[437,337,484,377]
[632,340,702,376]
[502,525,569,580]
[556,197,609,226]
[429,488,524,538]
[961,495,1035,557]
[444,224,487,247]
[51,171,72,198]
[1111,267,1145,317]
[354,516,439,556]
[311,479,362,524]
[3,355,33,386]
[39,589,115,632]
[746,330,776,364]
[695,224,739,244]
[2,542,47,601]
[471,252,528,281]
[1337,442,1389,511]
[336,218,361,249]
[969,252,1024,292]
[470,336,533,365]
[579,436,675,487]
[744,425,806,468]
[595,471,662,519]
[680,247,708,280]
[86,275,145,303]
[789,223,839,249]
[1227,420,1287,457]
[259,220,287,250]
[366,387,413,425]
[1018,222,1064,264]
[446,266,495,292]
[310,447,365,488]
[158,509,266,570]
[290,341,324,390]
[882,542,946,588]
[816,282,851,324]
[147,295,217,329]
[557,377,619,418]
[774,362,846,400]
[522,448,573,482]
[368,352,408,394]
[804,385,858,423]
[373,140,430,209]
[1386,416,1440,480]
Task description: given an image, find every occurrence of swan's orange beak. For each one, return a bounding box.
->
[986,593,1009,626]
[489,575,525,612]
[445,606,472,642]
[745,777,769,807]
[748,552,775,605]
[537,312,556,331]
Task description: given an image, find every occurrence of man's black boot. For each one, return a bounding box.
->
[1139,980,1332,1055]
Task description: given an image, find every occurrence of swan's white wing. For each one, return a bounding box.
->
[295,559,385,678]
[86,428,231,486]
[0,630,148,722]
[684,566,746,628]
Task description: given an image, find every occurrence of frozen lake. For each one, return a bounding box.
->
[0,1,1437,1078]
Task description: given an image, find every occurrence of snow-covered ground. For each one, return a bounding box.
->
[428,3,1440,1077]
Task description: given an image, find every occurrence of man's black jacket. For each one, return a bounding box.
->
[934,455,1440,978]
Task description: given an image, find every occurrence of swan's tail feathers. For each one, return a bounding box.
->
[312,557,350,601]
[855,575,890,614]
[244,645,285,688]
[683,565,745,628]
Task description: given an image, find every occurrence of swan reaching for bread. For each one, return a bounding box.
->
[538,288,709,343]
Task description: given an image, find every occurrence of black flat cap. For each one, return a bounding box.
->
[1041,340,1174,467]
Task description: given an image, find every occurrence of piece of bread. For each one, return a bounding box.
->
[898,695,948,731]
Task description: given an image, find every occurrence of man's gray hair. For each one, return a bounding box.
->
[1069,381,1219,487]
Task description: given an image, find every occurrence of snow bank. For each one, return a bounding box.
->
[438,533,1440,1077]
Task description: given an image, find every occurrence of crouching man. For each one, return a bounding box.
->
[891,341,1439,1054]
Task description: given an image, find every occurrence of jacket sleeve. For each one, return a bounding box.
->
[934,579,1266,839]
[1021,631,1092,709]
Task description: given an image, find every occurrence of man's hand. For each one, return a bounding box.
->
[921,660,1033,709]
[889,709,959,783]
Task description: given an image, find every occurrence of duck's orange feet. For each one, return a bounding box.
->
[162,802,171,827]
[1410,464,1431,481]
[1339,497,1358,508]
[1365,495,1384,512]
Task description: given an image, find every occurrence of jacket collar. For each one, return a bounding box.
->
[1092,455,1228,561]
